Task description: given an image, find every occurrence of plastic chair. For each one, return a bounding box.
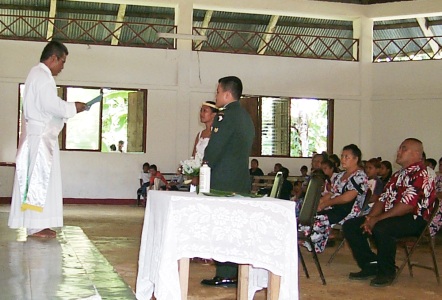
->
[393,197,440,284]
[269,171,283,198]
[297,174,326,285]
[327,189,373,265]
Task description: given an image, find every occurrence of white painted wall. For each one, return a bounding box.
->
[0,40,362,198]
[1,0,442,198]
[371,61,442,170]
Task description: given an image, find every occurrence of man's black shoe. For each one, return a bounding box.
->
[201,276,237,287]
[348,268,377,280]
[370,275,395,287]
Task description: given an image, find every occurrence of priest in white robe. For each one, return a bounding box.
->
[8,41,86,238]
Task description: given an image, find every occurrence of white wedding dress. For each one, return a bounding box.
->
[190,131,210,192]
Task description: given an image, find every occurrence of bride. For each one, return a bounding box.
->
[192,101,218,161]
[190,101,218,191]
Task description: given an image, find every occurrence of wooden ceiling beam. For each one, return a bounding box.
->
[197,16,353,30]
[428,19,442,27]
[0,4,48,12]
[0,4,174,20]
[111,4,126,45]
[416,17,439,55]
[46,0,57,40]
[195,10,213,50]
[373,21,418,30]
[2,3,440,33]
[1,4,352,30]
[258,15,280,55]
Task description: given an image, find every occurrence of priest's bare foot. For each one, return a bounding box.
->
[30,228,56,238]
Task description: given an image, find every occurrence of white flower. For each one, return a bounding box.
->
[180,157,202,176]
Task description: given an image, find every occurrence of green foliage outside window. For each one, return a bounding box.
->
[290,99,328,157]
[101,90,129,152]
[261,97,330,157]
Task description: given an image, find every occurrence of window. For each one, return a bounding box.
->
[240,96,333,157]
[18,84,147,153]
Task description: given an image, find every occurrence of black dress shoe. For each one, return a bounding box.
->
[349,268,377,280]
[201,276,237,287]
[370,275,395,287]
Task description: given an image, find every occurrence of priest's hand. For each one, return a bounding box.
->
[75,102,87,113]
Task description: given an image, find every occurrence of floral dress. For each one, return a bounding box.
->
[429,173,442,236]
[301,169,368,253]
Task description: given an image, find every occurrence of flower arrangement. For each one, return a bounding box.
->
[180,157,202,177]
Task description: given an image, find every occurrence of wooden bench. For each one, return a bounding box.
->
[162,172,189,191]
[251,175,305,193]
[162,172,178,182]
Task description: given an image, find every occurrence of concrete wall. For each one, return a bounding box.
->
[371,61,442,167]
[1,0,442,199]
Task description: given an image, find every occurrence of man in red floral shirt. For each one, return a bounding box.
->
[343,138,436,287]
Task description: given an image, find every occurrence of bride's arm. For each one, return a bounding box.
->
[191,132,199,157]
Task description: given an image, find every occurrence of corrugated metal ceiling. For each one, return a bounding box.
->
[0,0,441,60]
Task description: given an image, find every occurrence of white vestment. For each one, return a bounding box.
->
[8,63,77,230]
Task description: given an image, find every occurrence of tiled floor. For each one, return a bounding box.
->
[1,204,442,300]
[0,211,135,300]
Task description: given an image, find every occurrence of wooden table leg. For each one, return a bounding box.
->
[237,264,249,300]
[179,258,190,300]
[267,272,281,300]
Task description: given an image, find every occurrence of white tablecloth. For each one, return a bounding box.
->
[136,191,298,300]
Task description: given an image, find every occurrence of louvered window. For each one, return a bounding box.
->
[241,96,333,157]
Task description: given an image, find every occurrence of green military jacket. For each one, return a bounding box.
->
[203,100,255,193]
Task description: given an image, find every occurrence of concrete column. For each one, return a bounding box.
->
[175,0,193,50]
[174,1,194,162]
[354,16,374,157]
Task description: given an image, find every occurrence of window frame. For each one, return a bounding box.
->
[17,84,148,153]
[241,95,334,158]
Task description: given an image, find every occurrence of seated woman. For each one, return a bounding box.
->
[430,157,442,235]
[321,159,339,195]
[328,153,342,172]
[301,144,368,253]
[362,158,385,214]
[278,167,293,200]
[250,158,264,192]
[379,160,393,186]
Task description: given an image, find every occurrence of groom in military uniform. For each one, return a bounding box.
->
[201,76,255,286]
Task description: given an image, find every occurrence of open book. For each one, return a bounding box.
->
[85,94,103,110]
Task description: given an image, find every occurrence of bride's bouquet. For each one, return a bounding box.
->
[180,157,202,183]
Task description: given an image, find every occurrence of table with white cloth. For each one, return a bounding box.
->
[136,191,298,300]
